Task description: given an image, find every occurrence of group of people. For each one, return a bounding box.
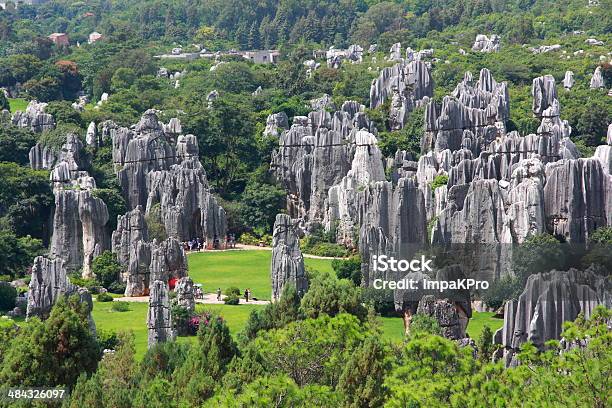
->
[182,234,237,252]
[215,288,253,302]
[184,237,205,252]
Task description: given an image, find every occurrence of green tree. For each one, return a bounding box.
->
[0,295,100,388]
[239,181,285,235]
[92,251,123,288]
[300,272,367,322]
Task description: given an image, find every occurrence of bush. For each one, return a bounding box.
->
[224,294,240,305]
[361,287,396,316]
[332,256,362,285]
[224,287,241,296]
[482,275,522,310]
[0,282,17,311]
[238,232,259,245]
[96,292,114,302]
[98,329,119,350]
[303,242,347,257]
[111,301,130,312]
[107,281,126,294]
[431,174,449,191]
[409,314,441,337]
[172,304,195,336]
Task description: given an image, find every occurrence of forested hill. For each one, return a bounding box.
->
[0,0,609,51]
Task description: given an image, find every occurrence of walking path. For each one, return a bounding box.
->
[114,293,270,305]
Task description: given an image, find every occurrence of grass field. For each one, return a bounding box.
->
[380,312,503,345]
[92,300,264,359]
[8,98,28,112]
[91,249,503,358]
[187,250,334,300]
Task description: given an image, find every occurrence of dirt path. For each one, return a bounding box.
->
[113,293,270,305]
[186,243,346,260]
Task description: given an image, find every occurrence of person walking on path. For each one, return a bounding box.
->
[244,288,249,302]
[216,288,222,301]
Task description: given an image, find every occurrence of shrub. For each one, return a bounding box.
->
[172,304,195,336]
[111,301,130,312]
[224,287,241,296]
[361,287,396,316]
[98,329,119,350]
[431,174,449,191]
[107,281,126,294]
[96,292,114,302]
[0,282,17,311]
[482,274,522,310]
[332,256,362,285]
[238,232,259,245]
[409,314,441,337]
[305,242,348,257]
[224,294,240,305]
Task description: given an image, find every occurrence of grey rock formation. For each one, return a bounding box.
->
[310,94,336,111]
[263,112,289,137]
[494,266,611,367]
[608,123,612,145]
[147,280,175,347]
[471,34,500,52]
[394,265,472,339]
[271,102,377,227]
[423,69,508,154]
[562,71,575,90]
[529,44,561,54]
[26,256,94,329]
[112,207,188,296]
[590,66,605,89]
[111,110,226,246]
[416,295,468,340]
[11,100,55,132]
[370,60,433,130]
[543,158,610,242]
[388,42,403,61]
[175,276,195,312]
[86,121,97,146]
[359,178,428,286]
[271,214,308,301]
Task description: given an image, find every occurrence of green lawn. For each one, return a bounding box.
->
[8,98,28,112]
[187,250,334,301]
[92,300,264,359]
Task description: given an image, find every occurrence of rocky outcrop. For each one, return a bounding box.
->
[147,280,175,347]
[422,69,509,154]
[271,214,308,301]
[271,102,377,227]
[543,158,610,242]
[112,207,188,296]
[494,266,611,367]
[472,34,500,52]
[30,133,84,171]
[370,60,433,129]
[562,71,574,90]
[310,94,336,111]
[26,256,94,329]
[394,265,472,339]
[86,122,97,146]
[112,110,226,246]
[359,178,428,286]
[11,100,55,133]
[175,276,195,312]
[264,112,289,137]
[590,66,605,89]
[324,130,385,245]
[532,75,572,139]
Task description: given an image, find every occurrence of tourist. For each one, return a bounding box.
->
[216,288,222,301]
[244,288,249,302]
